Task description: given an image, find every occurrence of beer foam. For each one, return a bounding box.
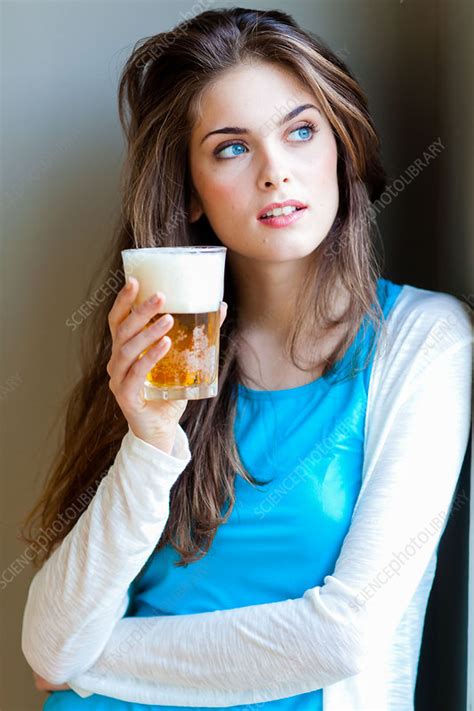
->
[122,248,226,313]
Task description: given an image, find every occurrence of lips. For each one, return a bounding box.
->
[257,207,307,228]
[257,200,307,219]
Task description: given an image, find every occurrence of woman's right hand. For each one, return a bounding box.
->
[107,276,227,454]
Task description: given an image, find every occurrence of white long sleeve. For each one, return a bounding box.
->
[21,423,192,684]
[63,287,472,708]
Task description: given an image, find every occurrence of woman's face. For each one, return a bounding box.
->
[188,61,339,263]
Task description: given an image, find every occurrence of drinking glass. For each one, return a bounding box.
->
[121,246,227,400]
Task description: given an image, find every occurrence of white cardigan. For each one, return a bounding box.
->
[21,284,472,710]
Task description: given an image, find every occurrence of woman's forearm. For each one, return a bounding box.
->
[21,425,191,685]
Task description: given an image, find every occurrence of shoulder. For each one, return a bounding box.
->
[379,281,471,359]
[390,280,469,316]
[364,282,472,447]
[367,281,472,408]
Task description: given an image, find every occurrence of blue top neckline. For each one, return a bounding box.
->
[237,370,330,400]
[236,277,398,400]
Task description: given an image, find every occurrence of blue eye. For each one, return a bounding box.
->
[291,124,315,141]
[214,122,317,160]
[217,143,247,159]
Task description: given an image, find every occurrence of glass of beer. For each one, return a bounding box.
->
[121,246,227,401]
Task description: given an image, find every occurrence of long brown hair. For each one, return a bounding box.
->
[20,7,388,570]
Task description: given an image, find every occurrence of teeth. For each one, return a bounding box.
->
[262,205,299,218]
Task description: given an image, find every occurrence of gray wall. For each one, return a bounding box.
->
[1,1,472,709]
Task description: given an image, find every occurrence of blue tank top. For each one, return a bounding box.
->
[44,277,403,711]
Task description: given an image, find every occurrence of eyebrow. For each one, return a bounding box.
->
[199,103,320,146]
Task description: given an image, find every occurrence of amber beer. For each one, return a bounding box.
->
[121,246,227,401]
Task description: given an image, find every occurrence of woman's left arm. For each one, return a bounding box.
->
[66,294,472,708]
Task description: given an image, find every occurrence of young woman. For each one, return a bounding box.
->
[20,8,471,711]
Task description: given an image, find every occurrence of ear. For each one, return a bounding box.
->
[189,188,204,223]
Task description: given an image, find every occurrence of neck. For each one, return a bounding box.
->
[228,250,316,345]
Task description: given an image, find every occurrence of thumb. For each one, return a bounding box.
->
[219,301,228,327]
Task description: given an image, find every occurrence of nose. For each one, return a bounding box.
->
[260,173,289,190]
[257,152,290,190]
